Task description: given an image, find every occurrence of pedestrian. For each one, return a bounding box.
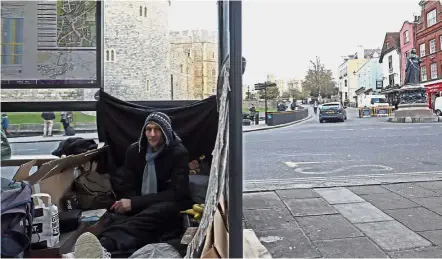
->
[41,111,56,137]
[1,113,9,136]
[60,111,73,136]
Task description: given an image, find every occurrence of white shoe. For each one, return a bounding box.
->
[73,232,111,259]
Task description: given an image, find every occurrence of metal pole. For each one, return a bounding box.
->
[228,0,243,258]
[264,85,268,124]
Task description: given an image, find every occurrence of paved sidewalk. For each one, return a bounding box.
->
[244,181,442,258]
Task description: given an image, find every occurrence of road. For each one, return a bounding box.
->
[244,107,442,187]
[4,108,441,186]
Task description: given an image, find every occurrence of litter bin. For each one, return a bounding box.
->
[255,112,259,124]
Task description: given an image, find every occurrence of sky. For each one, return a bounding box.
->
[169,0,422,86]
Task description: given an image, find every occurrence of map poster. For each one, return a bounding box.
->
[1,0,101,88]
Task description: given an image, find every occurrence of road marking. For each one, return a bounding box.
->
[319,129,335,132]
[279,153,332,157]
[245,170,442,185]
[343,128,355,131]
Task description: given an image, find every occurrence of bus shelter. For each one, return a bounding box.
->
[2,0,244,257]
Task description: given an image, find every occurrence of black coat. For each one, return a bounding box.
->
[120,141,191,211]
[41,112,56,120]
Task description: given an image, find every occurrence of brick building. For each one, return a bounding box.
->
[399,19,419,85]
[415,0,442,108]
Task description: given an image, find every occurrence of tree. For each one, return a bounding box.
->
[303,56,338,98]
[258,86,279,99]
[281,91,290,99]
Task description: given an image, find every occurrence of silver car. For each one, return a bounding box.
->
[319,102,347,123]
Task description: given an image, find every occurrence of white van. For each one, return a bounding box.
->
[435,96,442,116]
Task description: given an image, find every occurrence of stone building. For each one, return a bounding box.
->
[170,30,218,100]
[2,0,172,102]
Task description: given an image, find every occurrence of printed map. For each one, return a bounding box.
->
[57,0,96,47]
[36,0,97,80]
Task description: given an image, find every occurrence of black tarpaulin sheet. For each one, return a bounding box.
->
[96,91,219,176]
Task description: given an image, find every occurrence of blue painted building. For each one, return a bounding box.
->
[355,54,383,92]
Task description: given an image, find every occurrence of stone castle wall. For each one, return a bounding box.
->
[170,29,218,100]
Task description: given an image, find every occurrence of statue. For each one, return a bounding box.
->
[404,48,421,85]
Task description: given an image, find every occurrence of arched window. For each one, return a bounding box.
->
[180,64,183,73]
[144,7,147,17]
[106,50,109,61]
[139,6,142,16]
[111,50,115,61]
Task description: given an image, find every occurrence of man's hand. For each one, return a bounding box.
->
[110,199,132,214]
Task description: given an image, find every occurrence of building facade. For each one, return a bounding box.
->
[399,20,418,85]
[355,53,383,92]
[379,32,401,88]
[170,30,218,100]
[287,79,303,93]
[415,0,442,108]
[2,0,173,102]
[338,46,381,104]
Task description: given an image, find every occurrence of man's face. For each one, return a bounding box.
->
[145,122,163,148]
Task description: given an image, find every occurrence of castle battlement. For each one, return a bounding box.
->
[170,29,217,43]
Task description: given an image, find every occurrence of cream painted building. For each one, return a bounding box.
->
[266,74,286,96]
[287,79,303,92]
[170,30,218,100]
[338,46,381,104]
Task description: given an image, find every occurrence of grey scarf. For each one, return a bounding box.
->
[141,145,163,195]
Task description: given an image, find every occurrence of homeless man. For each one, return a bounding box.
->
[64,111,191,258]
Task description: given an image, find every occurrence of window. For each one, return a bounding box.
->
[431,63,437,79]
[105,49,116,62]
[144,7,147,17]
[212,52,215,58]
[389,74,395,86]
[404,30,409,43]
[427,9,437,27]
[139,6,142,16]
[146,79,150,91]
[180,64,183,73]
[344,79,347,87]
[386,42,389,49]
[420,43,426,57]
[388,56,393,70]
[430,39,436,54]
[440,36,442,50]
[421,66,427,81]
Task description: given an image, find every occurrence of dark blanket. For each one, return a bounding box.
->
[51,137,98,157]
[95,91,219,177]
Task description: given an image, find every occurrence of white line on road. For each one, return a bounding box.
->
[319,129,335,132]
[279,153,332,157]
[343,128,355,131]
[284,160,360,167]
[245,170,442,184]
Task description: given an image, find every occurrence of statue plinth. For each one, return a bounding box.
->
[392,83,436,123]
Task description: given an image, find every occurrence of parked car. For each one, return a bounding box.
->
[319,102,347,123]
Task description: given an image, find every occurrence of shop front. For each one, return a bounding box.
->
[425,81,442,110]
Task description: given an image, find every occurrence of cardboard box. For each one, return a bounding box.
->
[12,144,107,211]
